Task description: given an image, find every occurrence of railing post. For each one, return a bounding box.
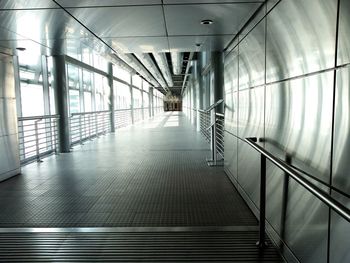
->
[95,113,99,138]
[257,154,267,248]
[88,114,92,140]
[55,118,59,154]
[52,119,57,154]
[211,121,217,165]
[79,115,83,145]
[35,119,43,163]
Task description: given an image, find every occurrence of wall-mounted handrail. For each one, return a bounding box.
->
[245,137,350,247]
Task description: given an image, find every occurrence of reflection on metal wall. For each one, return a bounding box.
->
[0,54,20,181]
[266,0,337,83]
[223,0,350,262]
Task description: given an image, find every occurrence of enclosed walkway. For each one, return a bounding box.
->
[0,112,256,228]
[0,112,282,262]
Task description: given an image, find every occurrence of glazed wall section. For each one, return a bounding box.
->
[0,54,20,181]
[223,0,350,262]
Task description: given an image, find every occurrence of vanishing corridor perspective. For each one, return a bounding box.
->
[0,0,350,262]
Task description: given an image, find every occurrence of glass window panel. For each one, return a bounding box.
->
[66,40,80,61]
[18,46,41,67]
[96,93,102,111]
[49,86,56,114]
[82,70,92,91]
[103,77,110,110]
[20,70,36,80]
[94,73,103,94]
[69,90,80,114]
[67,64,80,90]
[143,92,149,107]
[84,92,92,112]
[113,65,131,83]
[133,88,142,108]
[47,57,56,115]
[143,81,149,92]
[20,83,45,117]
[81,44,92,65]
[115,81,131,109]
[132,75,142,88]
[93,52,108,72]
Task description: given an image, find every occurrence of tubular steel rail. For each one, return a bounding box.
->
[154,106,163,115]
[198,109,211,142]
[133,107,144,123]
[215,113,225,159]
[69,110,110,146]
[18,107,164,164]
[198,99,224,166]
[114,109,132,129]
[245,137,350,248]
[18,115,59,164]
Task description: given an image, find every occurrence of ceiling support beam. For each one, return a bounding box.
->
[116,53,160,88]
[181,52,194,96]
[170,52,183,75]
[134,53,169,93]
[153,52,174,88]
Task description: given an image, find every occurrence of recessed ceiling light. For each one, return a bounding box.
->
[201,19,213,25]
[195,43,202,47]
[16,47,26,51]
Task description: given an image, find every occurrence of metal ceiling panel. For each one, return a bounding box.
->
[164,0,264,3]
[169,35,232,52]
[0,27,26,41]
[56,0,161,7]
[67,6,166,37]
[0,9,93,41]
[0,40,51,56]
[0,0,57,9]
[103,37,169,53]
[164,3,261,36]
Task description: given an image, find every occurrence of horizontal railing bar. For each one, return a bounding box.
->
[18,115,60,121]
[216,137,224,145]
[70,110,110,117]
[245,137,350,223]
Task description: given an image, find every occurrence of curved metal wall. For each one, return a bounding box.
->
[224,0,350,262]
[0,54,20,181]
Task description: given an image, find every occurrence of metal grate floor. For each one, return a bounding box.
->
[0,112,256,228]
[0,230,283,262]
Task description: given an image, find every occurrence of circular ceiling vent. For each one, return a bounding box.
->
[200,19,214,25]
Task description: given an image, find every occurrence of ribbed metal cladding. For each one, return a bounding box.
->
[0,231,283,262]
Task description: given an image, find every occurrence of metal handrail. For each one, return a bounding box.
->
[200,99,224,113]
[115,108,131,112]
[197,100,224,166]
[69,111,111,146]
[18,115,60,164]
[18,114,60,121]
[198,109,208,114]
[70,110,110,116]
[245,137,350,247]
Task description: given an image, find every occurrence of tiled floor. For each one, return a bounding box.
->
[0,112,257,227]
